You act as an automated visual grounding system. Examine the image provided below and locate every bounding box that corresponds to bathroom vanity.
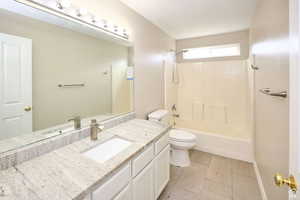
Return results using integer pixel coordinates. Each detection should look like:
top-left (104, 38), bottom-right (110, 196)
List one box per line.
top-left (0, 119), bottom-right (170, 200)
top-left (90, 122), bottom-right (170, 200)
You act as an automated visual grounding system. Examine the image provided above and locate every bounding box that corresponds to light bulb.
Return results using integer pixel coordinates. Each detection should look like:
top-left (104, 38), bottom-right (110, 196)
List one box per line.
top-left (115, 26), bottom-right (126, 36)
top-left (31, 0), bottom-right (44, 4)
top-left (97, 19), bottom-right (108, 28)
top-left (113, 25), bottom-right (118, 32)
top-left (77, 8), bottom-right (88, 17)
top-left (66, 8), bottom-right (77, 17)
top-left (106, 22), bottom-right (116, 32)
top-left (123, 29), bottom-right (128, 37)
top-left (82, 14), bottom-right (93, 22)
top-left (57, 0), bottom-right (71, 9)
top-left (46, 0), bottom-right (58, 9)
top-left (91, 15), bottom-right (98, 23)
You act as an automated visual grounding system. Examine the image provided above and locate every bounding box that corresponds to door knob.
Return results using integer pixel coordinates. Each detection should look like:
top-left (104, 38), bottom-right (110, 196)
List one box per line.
top-left (24, 106), bottom-right (32, 112)
top-left (274, 173), bottom-right (297, 192)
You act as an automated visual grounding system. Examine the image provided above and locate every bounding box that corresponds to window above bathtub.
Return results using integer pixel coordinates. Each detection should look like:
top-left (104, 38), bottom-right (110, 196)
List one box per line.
top-left (182, 43), bottom-right (241, 60)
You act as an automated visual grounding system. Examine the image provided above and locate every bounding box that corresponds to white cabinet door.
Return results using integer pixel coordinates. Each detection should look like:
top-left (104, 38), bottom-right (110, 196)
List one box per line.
top-left (0, 33), bottom-right (32, 140)
top-left (83, 194), bottom-right (92, 200)
top-left (154, 145), bottom-right (170, 199)
top-left (93, 163), bottom-right (131, 200)
top-left (113, 184), bottom-right (132, 200)
top-left (132, 161), bottom-right (154, 200)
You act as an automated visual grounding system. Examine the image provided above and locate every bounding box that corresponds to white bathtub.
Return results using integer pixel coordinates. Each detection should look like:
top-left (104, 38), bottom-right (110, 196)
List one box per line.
top-left (175, 127), bottom-right (254, 162)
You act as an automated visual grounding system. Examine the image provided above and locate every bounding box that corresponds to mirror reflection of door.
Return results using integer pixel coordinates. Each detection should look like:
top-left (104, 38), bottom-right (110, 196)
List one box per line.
top-left (0, 33), bottom-right (32, 140)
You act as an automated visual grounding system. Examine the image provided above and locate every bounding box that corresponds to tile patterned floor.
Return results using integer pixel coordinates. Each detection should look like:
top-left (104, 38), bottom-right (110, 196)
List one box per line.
top-left (159, 150), bottom-right (262, 200)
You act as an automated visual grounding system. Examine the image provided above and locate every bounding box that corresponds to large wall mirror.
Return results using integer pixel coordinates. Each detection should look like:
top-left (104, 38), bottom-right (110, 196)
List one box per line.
top-left (0, 1), bottom-right (134, 153)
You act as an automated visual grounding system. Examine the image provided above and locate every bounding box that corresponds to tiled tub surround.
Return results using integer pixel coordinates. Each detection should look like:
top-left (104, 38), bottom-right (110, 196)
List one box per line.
top-left (0, 119), bottom-right (170, 200)
top-left (0, 113), bottom-right (135, 170)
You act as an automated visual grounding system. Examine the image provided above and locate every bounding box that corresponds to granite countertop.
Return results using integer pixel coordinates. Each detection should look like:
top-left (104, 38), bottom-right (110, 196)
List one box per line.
top-left (0, 119), bottom-right (170, 200)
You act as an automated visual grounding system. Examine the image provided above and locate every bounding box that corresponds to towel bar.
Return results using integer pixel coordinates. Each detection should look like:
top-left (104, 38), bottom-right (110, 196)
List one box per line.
top-left (58, 84), bottom-right (85, 88)
top-left (259, 88), bottom-right (287, 98)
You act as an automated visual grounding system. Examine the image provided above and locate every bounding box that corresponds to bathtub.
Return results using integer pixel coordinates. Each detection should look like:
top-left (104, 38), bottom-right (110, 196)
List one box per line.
top-left (174, 127), bottom-right (254, 163)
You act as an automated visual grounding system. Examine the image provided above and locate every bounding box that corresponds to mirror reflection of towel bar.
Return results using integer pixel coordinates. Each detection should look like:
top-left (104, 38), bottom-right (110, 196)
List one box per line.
top-left (58, 84), bottom-right (85, 88)
top-left (259, 88), bottom-right (287, 98)
top-left (251, 64), bottom-right (259, 70)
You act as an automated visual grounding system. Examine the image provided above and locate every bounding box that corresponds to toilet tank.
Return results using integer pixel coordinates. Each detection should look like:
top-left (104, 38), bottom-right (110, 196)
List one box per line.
top-left (148, 110), bottom-right (170, 125)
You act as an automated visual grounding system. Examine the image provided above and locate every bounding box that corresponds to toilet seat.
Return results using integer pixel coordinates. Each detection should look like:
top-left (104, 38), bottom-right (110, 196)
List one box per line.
top-left (169, 130), bottom-right (196, 142)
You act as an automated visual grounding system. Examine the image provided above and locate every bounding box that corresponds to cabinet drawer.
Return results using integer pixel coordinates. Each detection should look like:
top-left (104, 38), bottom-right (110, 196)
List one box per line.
top-left (132, 144), bottom-right (154, 177)
top-left (155, 133), bottom-right (169, 155)
top-left (93, 163), bottom-right (131, 200)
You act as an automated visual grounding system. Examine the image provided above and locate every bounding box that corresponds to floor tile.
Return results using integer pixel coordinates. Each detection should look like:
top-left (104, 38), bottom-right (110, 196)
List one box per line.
top-left (170, 165), bottom-right (184, 182)
top-left (159, 150), bottom-right (261, 200)
top-left (231, 160), bottom-right (256, 178)
top-left (158, 188), bottom-right (170, 200)
top-left (190, 150), bottom-right (212, 166)
top-left (202, 179), bottom-right (233, 199)
top-left (199, 190), bottom-right (232, 200)
top-left (175, 163), bottom-right (207, 193)
top-left (206, 155), bottom-right (233, 187)
top-left (232, 174), bottom-right (262, 200)
top-left (167, 188), bottom-right (200, 200)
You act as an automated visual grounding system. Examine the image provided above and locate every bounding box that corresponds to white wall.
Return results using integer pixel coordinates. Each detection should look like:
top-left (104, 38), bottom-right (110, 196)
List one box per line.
top-left (72, 0), bottom-right (175, 118)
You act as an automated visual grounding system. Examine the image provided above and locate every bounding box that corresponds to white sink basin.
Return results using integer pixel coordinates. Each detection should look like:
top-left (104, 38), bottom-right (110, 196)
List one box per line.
top-left (83, 137), bottom-right (132, 163)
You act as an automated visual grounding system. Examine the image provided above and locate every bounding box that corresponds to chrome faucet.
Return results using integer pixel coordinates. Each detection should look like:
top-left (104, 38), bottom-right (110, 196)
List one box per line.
top-left (172, 104), bottom-right (177, 111)
top-left (173, 114), bottom-right (180, 118)
top-left (90, 119), bottom-right (104, 140)
top-left (68, 116), bottom-right (81, 130)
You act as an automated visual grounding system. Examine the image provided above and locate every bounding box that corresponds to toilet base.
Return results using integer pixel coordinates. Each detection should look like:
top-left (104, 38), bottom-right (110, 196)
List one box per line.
top-left (170, 148), bottom-right (191, 167)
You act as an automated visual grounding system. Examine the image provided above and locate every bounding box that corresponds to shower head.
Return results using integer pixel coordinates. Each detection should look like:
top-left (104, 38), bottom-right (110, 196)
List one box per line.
top-left (175, 49), bottom-right (188, 55)
top-left (169, 49), bottom-right (189, 55)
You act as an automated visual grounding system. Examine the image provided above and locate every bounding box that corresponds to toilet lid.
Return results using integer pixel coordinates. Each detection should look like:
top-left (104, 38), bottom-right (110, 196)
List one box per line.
top-left (169, 130), bottom-right (196, 142)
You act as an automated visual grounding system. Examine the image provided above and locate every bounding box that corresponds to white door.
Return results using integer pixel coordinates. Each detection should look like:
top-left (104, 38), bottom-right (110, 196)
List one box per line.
top-left (0, 33), bottom-right (32, 140)
top-left (132, 161), bottom-right (155, 200)
top-left (289, 0), bottom-right (300, 199)
top-left (154, 145), bottom-right (170, 199)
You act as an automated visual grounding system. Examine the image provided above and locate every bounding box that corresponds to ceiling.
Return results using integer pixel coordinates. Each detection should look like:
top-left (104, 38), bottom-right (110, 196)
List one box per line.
top-left (120, 0), bottom-right (257, 39)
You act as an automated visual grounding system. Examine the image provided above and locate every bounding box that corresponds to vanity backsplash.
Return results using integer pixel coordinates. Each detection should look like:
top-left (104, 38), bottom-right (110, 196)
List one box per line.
top-left (0, 113), bottom-right (135, 170)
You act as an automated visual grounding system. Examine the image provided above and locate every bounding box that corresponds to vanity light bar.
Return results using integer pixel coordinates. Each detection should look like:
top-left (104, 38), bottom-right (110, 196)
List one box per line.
top-left (14, 0), bottom-right (130, 40)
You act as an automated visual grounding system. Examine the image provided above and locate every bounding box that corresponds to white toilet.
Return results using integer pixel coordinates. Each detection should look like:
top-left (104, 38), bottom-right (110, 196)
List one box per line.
top-left (148, 110), bottom-right (196, 167)
top-left (169, 129), bottom-right (196, 167)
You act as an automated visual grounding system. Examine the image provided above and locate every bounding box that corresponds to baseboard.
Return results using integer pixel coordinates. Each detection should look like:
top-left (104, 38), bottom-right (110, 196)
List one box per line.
top-left (253, 161), bottom-right (268, 200)
top-left (195, 145), bottom-right (253, 163)
top-left (180, 128), bottom-right (254, 162)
